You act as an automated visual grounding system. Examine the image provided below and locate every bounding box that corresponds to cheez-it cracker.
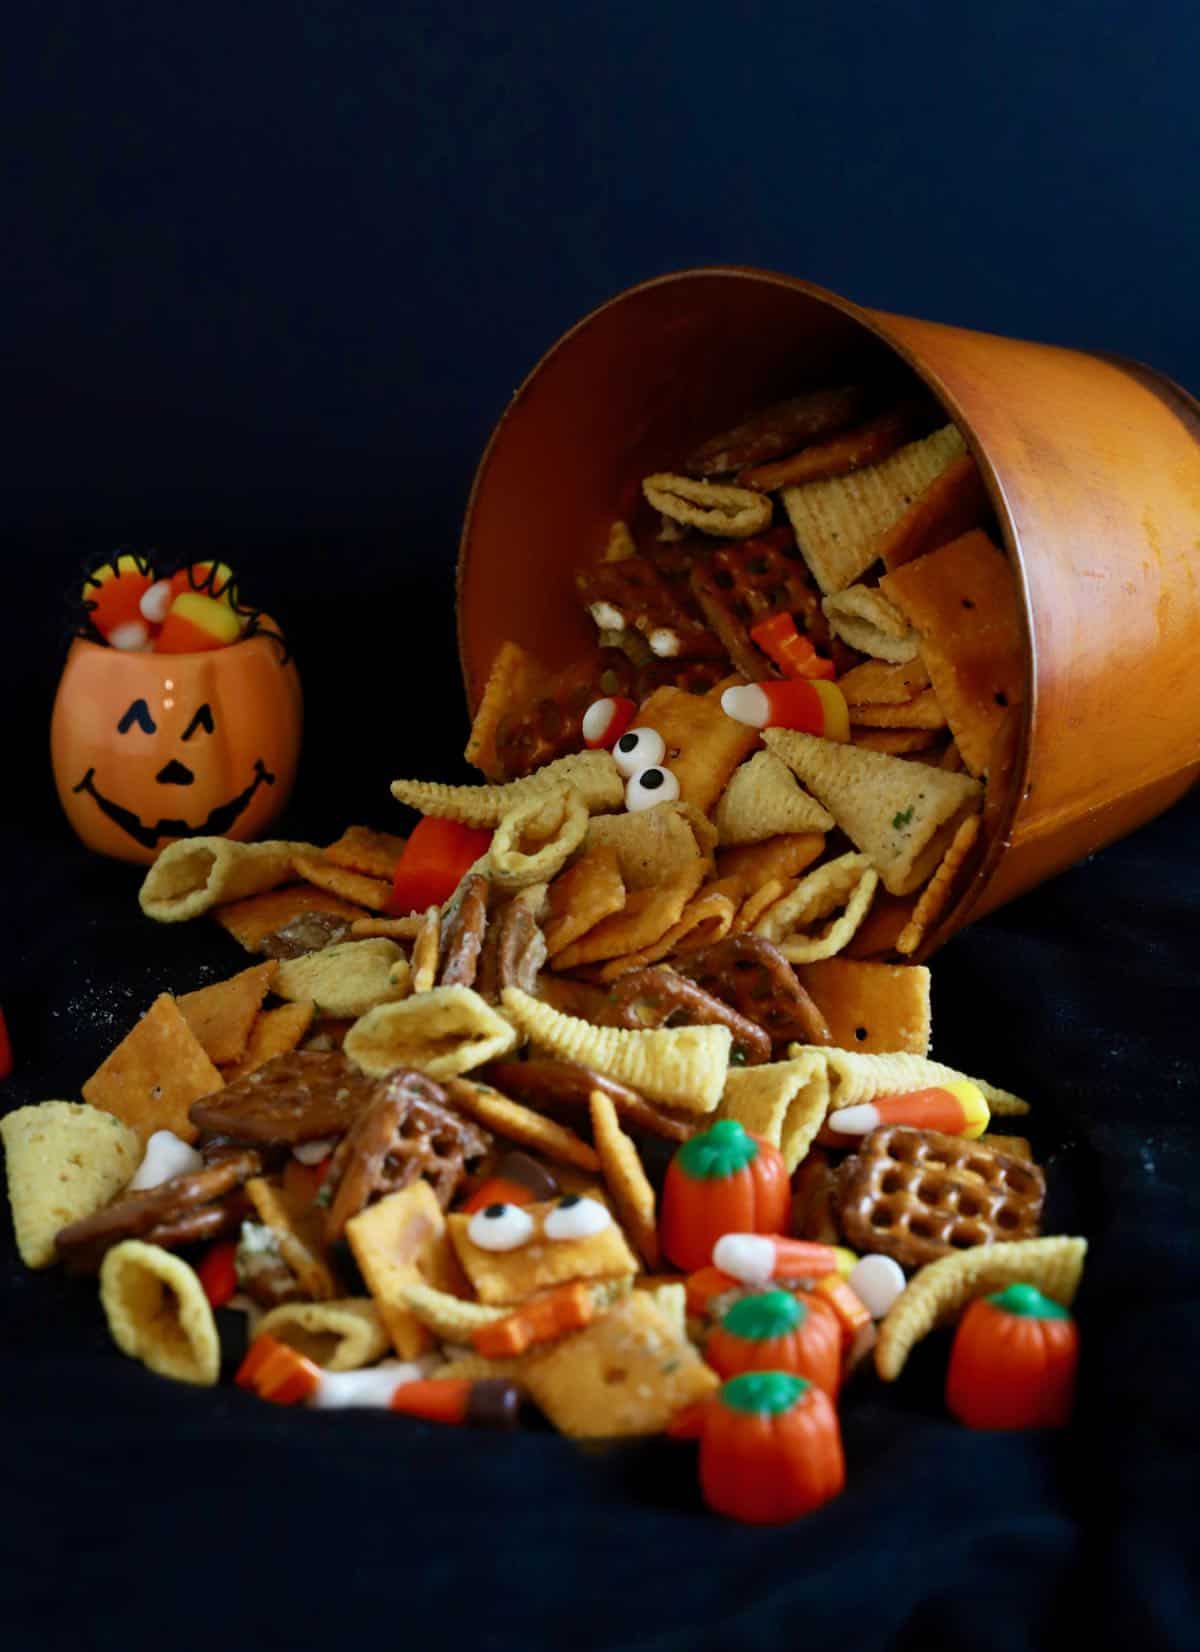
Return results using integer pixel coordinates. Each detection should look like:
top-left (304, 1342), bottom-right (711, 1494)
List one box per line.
top-left (635, 686), bottom-right (759, 814)
top-left (82, 993), bottom-right (223, 1145)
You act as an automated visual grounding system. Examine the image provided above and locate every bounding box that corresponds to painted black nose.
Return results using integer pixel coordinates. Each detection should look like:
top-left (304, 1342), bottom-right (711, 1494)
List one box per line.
top-left (155, 759), bottom-right (195, 786)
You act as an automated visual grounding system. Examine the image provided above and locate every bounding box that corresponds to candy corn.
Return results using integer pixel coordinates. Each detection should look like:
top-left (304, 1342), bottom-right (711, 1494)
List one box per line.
top-left (155, 591), bottom-right (244, 654)
top-left (235, 1335), bottom-right (322, 1406)
top-left (389, 1376), bottom-right (522, 1428)
top-left (389, 818), bottom-right (494, 915)
top-left (83, 555), bottom-right (155, 648)
top-left (749, 613), bottom-right (836, 680)
top-left (810, 1273), bottom-right (873, 1342)
top-left (712, 1234), bottom-right (841, 1288)
top-left (720, 679), bottom-right (850, 741)
top-left (582, 696), bottom-right (637, 749)
top-left (825, 1080), bottom-right (990, 1141)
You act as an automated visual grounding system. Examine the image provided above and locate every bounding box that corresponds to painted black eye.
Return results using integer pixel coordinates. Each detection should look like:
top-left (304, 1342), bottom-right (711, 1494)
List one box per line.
top-left (466, 1202), bottom-right (534, 1252)
top-left (181, 703), bottom-right (214, 741)
top-left (613, 727), bottom-right (666, 778)
top-left (117, 699), bottom-right (156, 734)
top-left (625, 766), bottom-right (680, 812)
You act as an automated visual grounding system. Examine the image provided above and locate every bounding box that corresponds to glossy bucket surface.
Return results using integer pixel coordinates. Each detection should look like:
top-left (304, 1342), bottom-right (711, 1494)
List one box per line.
top-left (458, 268), bottom-right (1200, 954)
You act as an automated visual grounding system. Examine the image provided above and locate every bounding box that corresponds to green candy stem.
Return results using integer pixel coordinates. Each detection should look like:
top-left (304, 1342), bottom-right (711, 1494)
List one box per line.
top-left (987, 1282), bottom-right (1071, 1320)
top-left (720, 1370), bottom-right (810, 1417)
top-left (674, 1118), bottom-right (759, 1182)
top-left (720, 1289), bottom-right (805, 1343)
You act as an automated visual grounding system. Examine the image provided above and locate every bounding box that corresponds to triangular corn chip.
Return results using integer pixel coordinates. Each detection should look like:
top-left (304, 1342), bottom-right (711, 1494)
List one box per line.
top-left (139, 838), bottom-right (321, 923)
top-left (1, 1102), bottom-right (140, 1268)
top-left (99, 1241), bottom-right (220, 1385)
top-left (782, 425), bottom-right (967, 594)
top-left (344, 986), bottom-right (518, 1079)
top-left (718, 1055), bottom-right (830, 1172)
top-left (714, 751), bottom-right (834, 845)
top-left (782, 1046), bottom-right (1029, 1116)
top-left (764, 729), bottom-right (981, 896)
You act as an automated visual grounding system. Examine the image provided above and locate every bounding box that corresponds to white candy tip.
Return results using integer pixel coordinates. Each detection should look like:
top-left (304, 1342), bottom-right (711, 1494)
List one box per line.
top-left (140, 580), bottom-right (173, 624)
top-left (582, 699), bottom-right (615, 744)
top-left (720, 685), bottom-right (769, 727)
top-left (827, 1104), bottom-right (880, 1136)
top-left (109, 620), bottom-right (151, 652)
top-left (713, 1232), bottom-right (775, 1285)
top-left (847, 1254), bottom-right (907, 1319)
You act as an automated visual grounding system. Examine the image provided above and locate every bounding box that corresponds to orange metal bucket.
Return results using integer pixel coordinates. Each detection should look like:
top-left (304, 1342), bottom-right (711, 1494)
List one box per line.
top-left (457, 267), bottom-right (1200, 955)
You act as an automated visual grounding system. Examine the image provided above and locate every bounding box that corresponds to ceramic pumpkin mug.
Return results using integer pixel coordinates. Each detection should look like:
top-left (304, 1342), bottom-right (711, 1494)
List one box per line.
top-left (456, 267), bottom-right (1200, 958)
top-left (50, 630), bottom-right (302, 864)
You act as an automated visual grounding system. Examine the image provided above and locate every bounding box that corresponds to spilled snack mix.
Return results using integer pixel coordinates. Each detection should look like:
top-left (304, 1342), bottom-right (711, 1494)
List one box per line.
top-left (4, 382), bottom-right (1084, 1526)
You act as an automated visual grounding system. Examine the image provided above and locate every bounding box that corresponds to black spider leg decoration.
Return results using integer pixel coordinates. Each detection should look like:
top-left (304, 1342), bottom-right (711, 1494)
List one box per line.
top-left (67, 548), bottom-right (159, 647)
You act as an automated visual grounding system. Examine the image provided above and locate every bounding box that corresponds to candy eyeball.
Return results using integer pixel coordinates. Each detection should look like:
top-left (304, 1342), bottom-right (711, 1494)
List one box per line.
top-left (625, 765), bottom-right (680, 812)
top-left (543, 1195), bottom-right (612, 1241)
top-left (466, 1202), bottom-right (534, 1252)
top-left (612, 726), bottom-right (666, 778)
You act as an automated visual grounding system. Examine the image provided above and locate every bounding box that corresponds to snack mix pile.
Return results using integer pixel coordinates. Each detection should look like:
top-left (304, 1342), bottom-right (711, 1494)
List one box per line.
top-left (3, 384), bottom-right (1085, 1524)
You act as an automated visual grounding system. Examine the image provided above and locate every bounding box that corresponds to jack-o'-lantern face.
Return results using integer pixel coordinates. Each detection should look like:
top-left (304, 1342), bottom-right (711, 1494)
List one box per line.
top-left (51, 634), bottom-right (303, 864)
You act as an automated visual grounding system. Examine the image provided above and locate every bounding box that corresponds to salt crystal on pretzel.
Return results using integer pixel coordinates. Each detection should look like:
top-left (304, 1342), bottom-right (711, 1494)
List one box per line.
top-left (714, 751), bottom-right (834, 845)
top-left (874, 1236), bottom-right (1087, 1381)
top-left (764, 729), bottom-right (982, 897)
top-left (782, 425), bottom-right (967, 595)
top-left (344, 986), bottom-right (518, 1080)
top-left (822, 587), bottom-right (919, 663)
top-left (643, 473), bottom-right (773, 540)
top-left (501, 987), bottom-right (732, 1114)
top-left (390, 752), bottom-right (623, 828)
top-left (139, 837), bottom-right (324, 923)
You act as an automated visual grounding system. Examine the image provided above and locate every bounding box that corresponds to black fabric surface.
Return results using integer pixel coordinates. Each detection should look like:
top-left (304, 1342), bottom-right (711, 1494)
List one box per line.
top-left (4, 4), bottom-right (1200, 1649)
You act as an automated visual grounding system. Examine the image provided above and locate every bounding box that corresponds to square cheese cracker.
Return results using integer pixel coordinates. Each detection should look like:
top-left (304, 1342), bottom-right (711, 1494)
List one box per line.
top-left (82, 994), bottom-right (223, 1145)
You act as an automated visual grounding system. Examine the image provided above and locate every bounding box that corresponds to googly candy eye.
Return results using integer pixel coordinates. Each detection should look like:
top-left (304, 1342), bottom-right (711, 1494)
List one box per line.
top-left (625, 765), bottom-right (680, 812)
top-left (582, 696), bottom-right (637, 751)
top-left (612, 726), bottom-right (666, 778)
top-left (466, 1202), bottom-right (535, 1252)
top-left (542, 1195), bottom-right (612, 1241)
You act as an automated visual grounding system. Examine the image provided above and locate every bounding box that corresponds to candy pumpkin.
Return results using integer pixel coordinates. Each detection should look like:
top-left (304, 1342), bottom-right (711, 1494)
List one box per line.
top-left (659, 1119), bottom-right (790, 1274)
top-left (50, 632), bottom-right (302, 864)
top-left (679, 1370), bottom-right (845, 1524)
top-left (945, 1282), bottom-right (1079, 1430)
top-left (706, 1289), bottom-right (843, 1396)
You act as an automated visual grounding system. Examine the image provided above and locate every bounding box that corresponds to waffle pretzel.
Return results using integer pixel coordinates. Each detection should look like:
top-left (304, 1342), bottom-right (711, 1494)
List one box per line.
top-left (577, 555), bottom-right (724, 662)
top-left (839, 1124), bottom-right (1046, 1269)
top-left (491, 647), bottom-right (636, 779)
top-left (606, 966), bottom-right (772, 1066)
top-left (322, 1070), bottom-right (490, 1242)
top-left (675, 934), bottom-right (833, 1050)
top-left (688, 528), bottom-right (831, 680)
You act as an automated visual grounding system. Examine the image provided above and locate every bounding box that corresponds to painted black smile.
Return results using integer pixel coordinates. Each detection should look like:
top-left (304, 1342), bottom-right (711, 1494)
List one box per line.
top-left (73, 759), bottom-right (276, 850)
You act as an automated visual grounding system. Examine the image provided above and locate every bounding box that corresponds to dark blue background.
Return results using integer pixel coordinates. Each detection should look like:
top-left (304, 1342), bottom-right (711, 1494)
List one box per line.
top-left (3, 5), bottom-right (1199, 1650)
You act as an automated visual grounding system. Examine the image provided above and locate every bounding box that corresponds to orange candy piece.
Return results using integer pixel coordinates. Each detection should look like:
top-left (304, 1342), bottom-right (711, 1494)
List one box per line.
top-left (155, 591), bottom-right (244, 654)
